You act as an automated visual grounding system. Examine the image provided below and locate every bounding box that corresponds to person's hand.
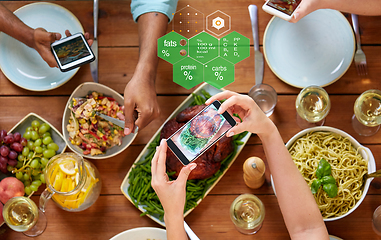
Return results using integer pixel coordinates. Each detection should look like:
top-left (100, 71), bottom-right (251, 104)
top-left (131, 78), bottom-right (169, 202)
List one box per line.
top-left (32, 28), bottom-right (61, 67)
top-left (289, 0), bottom-right (322, 23)
top-left (123, 75), bottom-right (160, 135)
top-left (151, 139), bottom-right (197, 221)
top-left (205, 91), bottom-right (272, 136)
top-left (32, 29), bottom-right (93, 68)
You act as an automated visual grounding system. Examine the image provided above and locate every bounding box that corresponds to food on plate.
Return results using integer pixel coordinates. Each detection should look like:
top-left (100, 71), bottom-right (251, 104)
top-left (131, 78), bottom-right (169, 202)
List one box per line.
top-left (0, 177), bottom-right (25, 204)
top-left (48, 155), bottom-right (99, 209)
top-left (4, 120), bottom-right (59, 196)
top-left (0, 202), bottom-right (3, 223)
top-left (289, 131), bottom-right (368, 218)
top-left (243, 157), bottom-right (265, 189)
top-left (0, 129), bottom-right (25, 174)
top-left (66, 91), bottom-right (125, 156)
top-left (127, 90), bottom-right (248, 221)
top-left (310, 159), bottom-right (338, 198)
top-left (161, 105), bottom-right (234, 180)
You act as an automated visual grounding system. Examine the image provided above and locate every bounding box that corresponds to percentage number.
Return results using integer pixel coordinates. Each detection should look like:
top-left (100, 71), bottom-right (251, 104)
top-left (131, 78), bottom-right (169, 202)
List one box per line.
top-left (184, 71), bottom-right (193, 80)
top-left (214, 71), bottom-right (223, 81)
top-left (162, 50), bottom-right (170, 57)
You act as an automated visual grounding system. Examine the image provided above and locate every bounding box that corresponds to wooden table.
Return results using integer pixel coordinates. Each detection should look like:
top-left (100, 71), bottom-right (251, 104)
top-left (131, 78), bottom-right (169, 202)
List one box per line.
top-left (1, 1), bottom-right (381, 239)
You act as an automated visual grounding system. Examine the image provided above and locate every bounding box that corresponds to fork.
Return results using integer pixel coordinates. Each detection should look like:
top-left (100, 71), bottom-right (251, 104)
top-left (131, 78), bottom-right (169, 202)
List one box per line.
top-left (351, 14), bottom-right (368, 75)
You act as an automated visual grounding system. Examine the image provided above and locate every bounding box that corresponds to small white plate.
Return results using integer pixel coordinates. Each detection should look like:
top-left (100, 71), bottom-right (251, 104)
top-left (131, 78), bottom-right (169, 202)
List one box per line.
top-left (0, 2), bottom-right (83, 91)
top-left (110, 227), bottom-right (166, 240)
top-left (263, 9), bottom-right (355, 88)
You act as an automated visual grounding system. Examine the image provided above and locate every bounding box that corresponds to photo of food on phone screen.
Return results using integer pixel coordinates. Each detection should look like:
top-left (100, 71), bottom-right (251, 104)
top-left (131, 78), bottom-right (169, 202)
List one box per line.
top-left (169, 103), bottom-right (233, 162)
top-left (52, 35), bottom-right (91, 66)
top-left (266, 0), bottom-right (301, 15)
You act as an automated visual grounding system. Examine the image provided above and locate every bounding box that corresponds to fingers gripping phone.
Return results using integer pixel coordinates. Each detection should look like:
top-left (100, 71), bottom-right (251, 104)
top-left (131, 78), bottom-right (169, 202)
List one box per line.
top-left (51, 33), bottom-right (95, 72)
top-left (167, 100), bottom-right (237, 165)
top-left (262, 0), bottom-right (302, 21)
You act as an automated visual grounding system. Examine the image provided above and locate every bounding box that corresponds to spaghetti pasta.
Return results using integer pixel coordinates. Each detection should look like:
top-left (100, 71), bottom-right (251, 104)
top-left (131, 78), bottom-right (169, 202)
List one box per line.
top-left (288, 131), bottom-right (368, 218)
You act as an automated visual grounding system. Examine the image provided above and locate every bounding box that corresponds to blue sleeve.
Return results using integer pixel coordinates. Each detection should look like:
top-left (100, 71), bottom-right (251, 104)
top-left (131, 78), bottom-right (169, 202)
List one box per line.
top-left (131, 0), bottom-right (179, 22)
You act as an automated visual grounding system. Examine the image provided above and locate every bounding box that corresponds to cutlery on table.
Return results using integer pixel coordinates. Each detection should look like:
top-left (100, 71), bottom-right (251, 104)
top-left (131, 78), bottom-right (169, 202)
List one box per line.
top-left (364, 169), bottom-right (381, 181)
top-left (90, 0), bottom-right (99, 82)
top-left (248, 5), bottom-right (264, 85)
top-left (95, 112), bottom-right (125, 128)
top-left (184, 221), bottom-right (200, 240)
top-left (351, 14), bottom-right (368, 76)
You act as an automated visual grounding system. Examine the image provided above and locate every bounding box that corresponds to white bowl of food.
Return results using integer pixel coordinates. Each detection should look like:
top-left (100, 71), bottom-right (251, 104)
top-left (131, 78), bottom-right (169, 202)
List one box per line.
top-left (271, 126), bottom-right (376, 221)
top-left (62, 82), bottom-right (137, 159)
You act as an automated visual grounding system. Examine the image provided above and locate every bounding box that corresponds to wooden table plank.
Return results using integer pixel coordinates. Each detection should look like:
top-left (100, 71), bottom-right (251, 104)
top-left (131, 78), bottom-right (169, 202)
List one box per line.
top-left (4, 1), bottom-right (380, 46)
top-left (1, 194), bottom-right (381, 240)
top-left (2, 95), bottom-right (381, 146)
top-left (1, 45), bottom-right (381, 96)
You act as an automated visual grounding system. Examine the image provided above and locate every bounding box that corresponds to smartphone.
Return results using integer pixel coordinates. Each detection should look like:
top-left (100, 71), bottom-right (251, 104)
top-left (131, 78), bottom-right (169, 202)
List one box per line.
top-left (167, 100), bottom-right (237, 165)
top-left (262, 0), bottom-right (302, 21)
top-left (51, 33), bottom-right (95, 72)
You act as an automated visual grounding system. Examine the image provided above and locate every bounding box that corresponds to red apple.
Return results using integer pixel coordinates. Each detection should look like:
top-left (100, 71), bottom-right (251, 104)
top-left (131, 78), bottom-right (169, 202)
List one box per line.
top-left (0, 177), bottom-right (25, 204)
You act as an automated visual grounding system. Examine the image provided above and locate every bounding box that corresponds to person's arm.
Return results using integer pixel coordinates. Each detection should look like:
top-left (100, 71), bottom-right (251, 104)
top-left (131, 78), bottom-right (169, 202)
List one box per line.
top-left (206, 91), bottom-right (329, 240)
top-left (123, 0), bottom-right (179, 135)
top-left (0, 3), bottom-right (61, 67)
top-left (290, 0), bottom-right (381, 23)
top-left (151, 139), bottom-right (196, 240)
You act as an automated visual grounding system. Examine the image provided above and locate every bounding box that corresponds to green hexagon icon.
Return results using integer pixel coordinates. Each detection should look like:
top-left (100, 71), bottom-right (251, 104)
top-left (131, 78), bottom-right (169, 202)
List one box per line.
top-left (173, 57), bottom-right (204, 89)
top-left (204, 57), bottom-right (234, 89)
top-left (189, 32), bottom-right (219, 64)
top-left (157, 31), bottom-right (188, 64)
top-left (220, 31), bottom-right (250, 64)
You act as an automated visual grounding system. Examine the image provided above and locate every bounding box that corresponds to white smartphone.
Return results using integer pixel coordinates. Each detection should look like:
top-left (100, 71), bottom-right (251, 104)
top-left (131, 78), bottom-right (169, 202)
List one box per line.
top-left (262, 0), bottom-right (302, 21)
top-left (51, 33), bottom-right (95, 72)
top-left (166, 100), bottom-right (237, 165)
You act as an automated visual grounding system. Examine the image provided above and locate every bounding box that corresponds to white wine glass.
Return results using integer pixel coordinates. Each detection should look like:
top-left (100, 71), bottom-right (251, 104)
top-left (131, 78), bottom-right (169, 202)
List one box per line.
top-left (352, 89), bottom-right (381, 136)
top-left (230, 193), bottom-right (265, 235)
top-left (2, 196), bottom-right (47, 237)
top-left (295, 85), bottom-right (331, 129)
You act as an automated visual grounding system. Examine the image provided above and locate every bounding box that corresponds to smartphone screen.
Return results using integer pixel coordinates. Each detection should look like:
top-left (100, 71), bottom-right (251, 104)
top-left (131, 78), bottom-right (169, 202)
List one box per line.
top-left (167, 101), bottom-right (236, 165)
top-left (266, 0), bottom-right (301, 16)
top-left (51, 33), bottom-right (94, 72)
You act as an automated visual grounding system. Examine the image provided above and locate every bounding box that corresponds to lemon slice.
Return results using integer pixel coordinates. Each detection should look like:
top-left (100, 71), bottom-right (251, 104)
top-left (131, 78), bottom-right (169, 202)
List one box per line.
top-left (84, 162), bottom-right (96, 181)
top-left (59, 159), bottom-right (77, 175)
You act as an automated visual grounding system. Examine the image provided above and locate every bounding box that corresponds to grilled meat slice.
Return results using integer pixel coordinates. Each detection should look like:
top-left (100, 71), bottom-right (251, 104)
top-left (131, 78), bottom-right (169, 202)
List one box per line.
top-left (176, 104), bottom-right (206, 123)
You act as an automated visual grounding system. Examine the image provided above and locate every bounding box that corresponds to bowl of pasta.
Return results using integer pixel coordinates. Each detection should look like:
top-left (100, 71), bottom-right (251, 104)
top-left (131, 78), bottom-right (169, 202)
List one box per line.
top-left (272, 126), bottom-right (376, 221)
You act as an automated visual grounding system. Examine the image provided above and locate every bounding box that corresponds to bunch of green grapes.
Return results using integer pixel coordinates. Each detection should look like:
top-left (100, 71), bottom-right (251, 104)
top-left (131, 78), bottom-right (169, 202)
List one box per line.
top-left (9, 120), bottom-right (59, 195)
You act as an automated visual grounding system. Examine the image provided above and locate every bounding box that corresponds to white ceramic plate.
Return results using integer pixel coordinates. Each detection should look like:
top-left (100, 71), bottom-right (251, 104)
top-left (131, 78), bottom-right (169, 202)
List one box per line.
top-left (263, 9), bottom-right (355, 88)
top-left (0, 2), bottom-right (83, 91)
top-left (120, 83), bottom-right (251, 227)
top-left (110, 227), bottom-right (166, 240)
top-left (271, 126), bottom-right (376, 221)
top-left (62, 82), bottom-right (137, 159)
top-left (329, 235), bottom-right (343, 240)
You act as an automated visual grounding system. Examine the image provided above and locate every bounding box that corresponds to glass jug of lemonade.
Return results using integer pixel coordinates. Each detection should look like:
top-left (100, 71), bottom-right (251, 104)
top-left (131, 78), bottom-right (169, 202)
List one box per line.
top-left (39, 153), bottom-right (101, 212)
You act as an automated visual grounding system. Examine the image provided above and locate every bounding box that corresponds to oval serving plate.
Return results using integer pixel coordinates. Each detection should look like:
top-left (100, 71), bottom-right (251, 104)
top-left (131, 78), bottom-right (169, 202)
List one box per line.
top-left (120, 83), bottom-right (251, 227)
top-left (263, 9), bottom-right (355, 88)
top-left (0, 2), bottom-right (84, 91)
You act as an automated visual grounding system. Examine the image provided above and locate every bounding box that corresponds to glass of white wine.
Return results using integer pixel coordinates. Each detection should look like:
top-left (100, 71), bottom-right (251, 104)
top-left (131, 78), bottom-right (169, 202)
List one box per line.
top-left (295, 85), bottom-right (331, 129)
top-left (230, 193), bottom-right (265, 235)
top-left (2, 196), bottom-right (47, 237)
top-left (352, 89), bottom-right (381, 136)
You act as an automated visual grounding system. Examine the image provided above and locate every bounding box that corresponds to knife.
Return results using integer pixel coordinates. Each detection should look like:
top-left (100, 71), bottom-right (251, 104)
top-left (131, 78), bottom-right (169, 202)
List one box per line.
top-left (90, 0), bottom-right (99, 83)
top-left (95, 112), bottom-right (125, 129)
top-left (248, 5), bottom-right (264, 85)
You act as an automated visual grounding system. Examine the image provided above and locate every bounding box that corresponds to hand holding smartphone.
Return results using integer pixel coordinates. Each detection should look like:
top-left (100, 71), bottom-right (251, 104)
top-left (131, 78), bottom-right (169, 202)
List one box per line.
top-left (167, 100), bottom-right (236, 165)
top-left (262, 0), bottom-right (302, 21)
top-left (51, 33), bottom-right (95, 72)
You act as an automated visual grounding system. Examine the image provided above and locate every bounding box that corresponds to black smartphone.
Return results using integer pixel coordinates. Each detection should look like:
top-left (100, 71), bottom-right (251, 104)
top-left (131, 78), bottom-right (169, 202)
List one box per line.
top-left (51, 33), bottom-right (95, 72)
top-left (167, 100), bottom-right (237, 165)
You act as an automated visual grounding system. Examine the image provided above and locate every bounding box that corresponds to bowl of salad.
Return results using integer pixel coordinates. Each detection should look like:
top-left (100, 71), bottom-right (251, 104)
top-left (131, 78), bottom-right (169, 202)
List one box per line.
top-left (62, 82), bottom-right (137, 159)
